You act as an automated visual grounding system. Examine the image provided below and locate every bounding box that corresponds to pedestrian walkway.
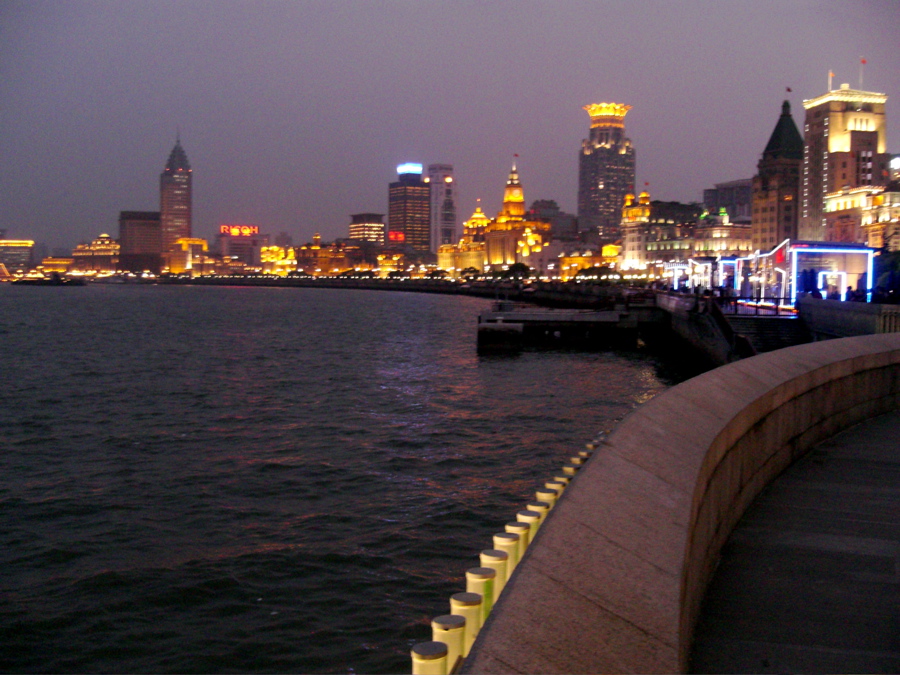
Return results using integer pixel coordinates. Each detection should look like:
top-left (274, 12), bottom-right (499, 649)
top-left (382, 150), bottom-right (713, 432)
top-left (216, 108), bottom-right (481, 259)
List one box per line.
top-left (690, 410), bottom-right (900, 673)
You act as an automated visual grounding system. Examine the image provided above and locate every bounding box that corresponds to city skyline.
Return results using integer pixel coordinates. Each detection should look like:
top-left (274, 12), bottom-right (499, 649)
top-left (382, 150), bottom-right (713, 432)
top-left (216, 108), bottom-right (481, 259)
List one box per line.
top-left (2, 1), bottom-right (899, 250)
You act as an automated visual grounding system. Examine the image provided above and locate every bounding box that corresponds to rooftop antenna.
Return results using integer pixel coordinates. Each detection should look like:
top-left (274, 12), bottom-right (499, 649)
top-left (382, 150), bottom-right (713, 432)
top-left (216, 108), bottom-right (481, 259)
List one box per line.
top-left (859, 57), bottom-right (866, 89)
top-left (828, 70), bottom-right (834, 91)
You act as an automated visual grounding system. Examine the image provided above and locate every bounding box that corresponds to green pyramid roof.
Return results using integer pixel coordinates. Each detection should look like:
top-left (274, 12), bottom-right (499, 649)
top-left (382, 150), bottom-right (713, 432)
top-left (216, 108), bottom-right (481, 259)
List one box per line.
top-left (762, 101), bottom-right (803, 161)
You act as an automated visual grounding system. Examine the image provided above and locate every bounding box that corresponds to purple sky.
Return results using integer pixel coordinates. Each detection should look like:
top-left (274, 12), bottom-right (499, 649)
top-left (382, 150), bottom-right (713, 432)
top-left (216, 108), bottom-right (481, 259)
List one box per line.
top-left (2, 1), bottom-right (899, 250)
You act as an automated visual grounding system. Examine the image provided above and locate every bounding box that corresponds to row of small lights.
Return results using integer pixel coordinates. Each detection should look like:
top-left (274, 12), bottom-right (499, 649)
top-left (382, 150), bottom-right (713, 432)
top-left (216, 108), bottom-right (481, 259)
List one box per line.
top-left (408, 436), bottom-right (604, 675)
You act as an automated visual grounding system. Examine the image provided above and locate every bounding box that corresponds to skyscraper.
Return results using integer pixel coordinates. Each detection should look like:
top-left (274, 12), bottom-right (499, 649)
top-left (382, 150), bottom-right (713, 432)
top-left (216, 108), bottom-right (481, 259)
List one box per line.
top-left (578, 102), bottom-right (636, 238)
top-left (751, 101), bottom-right (803, 251)
top-left (426, 164), bottom-right (457, 251)
top-left (800, 83), bottom-right (889, 240)
top-left (388, 163), bottom-right (430, 252)
top-left (160, 138), bottom-right (192, 253)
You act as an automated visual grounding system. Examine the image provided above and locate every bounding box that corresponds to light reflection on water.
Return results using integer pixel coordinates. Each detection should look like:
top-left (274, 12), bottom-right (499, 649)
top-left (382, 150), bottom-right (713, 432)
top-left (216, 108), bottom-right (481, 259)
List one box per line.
top-left (0, 284), bottom-right (678, 673)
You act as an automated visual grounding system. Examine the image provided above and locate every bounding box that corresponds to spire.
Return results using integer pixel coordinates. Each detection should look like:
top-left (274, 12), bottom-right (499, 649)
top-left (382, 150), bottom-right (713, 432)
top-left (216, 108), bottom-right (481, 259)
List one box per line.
top-left (164, 138), bottom-right (191, 174)
top-left (762, 101), bottom-right (803, 161)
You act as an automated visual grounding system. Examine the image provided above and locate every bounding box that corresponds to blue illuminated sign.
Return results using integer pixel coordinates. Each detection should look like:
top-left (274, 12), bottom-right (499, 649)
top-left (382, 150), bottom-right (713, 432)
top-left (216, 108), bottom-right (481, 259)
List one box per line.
top-left (397, 163), bottom-right (423, 175)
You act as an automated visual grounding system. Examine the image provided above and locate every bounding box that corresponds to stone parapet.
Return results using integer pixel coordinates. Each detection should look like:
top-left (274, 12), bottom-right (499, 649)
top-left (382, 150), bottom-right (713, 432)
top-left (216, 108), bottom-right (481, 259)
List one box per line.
top-left (461, 333), bottom-right (900, 674)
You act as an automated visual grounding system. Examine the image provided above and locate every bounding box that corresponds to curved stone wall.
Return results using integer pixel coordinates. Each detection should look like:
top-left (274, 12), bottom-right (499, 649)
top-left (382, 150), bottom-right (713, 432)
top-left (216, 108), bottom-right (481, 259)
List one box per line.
top-left (461, 333), bottom-right (900, 674)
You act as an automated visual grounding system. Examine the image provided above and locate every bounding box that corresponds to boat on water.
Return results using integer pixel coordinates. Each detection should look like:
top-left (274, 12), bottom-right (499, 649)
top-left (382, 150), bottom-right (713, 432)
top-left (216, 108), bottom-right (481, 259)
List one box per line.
top-left (12, 274), bottom-right (86, 286)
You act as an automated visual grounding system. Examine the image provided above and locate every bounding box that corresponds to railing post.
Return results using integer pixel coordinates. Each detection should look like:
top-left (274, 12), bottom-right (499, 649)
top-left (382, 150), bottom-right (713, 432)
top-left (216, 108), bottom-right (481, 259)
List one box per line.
top-left (431, 615), bottom-right (465, 673)
top-left (411, 641), bottom-right (448, 675)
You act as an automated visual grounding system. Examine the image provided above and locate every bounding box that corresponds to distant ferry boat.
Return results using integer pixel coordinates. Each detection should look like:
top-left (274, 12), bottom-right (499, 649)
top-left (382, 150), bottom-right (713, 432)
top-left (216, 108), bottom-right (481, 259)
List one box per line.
top-left (13, 274), bottom-right (86, 286)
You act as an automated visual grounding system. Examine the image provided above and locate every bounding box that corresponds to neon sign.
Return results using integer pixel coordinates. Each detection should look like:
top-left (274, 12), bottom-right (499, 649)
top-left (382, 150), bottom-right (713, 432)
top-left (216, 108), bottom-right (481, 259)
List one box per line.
top-left (397, 163), bottom-right (423, 175)
top-left (388, 231), bottom-right (405, 242)
top-left (220, 225), bottom-right (260, 237)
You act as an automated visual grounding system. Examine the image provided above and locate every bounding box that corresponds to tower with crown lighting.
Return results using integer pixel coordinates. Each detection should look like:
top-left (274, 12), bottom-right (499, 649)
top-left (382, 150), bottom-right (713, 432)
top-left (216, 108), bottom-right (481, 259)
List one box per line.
top-left (578, 102), bottom-right (635, 238)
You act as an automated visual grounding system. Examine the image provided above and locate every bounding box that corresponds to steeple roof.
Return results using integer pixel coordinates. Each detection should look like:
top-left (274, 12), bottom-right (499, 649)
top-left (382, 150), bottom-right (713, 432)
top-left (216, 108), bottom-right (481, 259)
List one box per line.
top-left (164, 138), bottom-right (191, 173)
top-left (762, 101), bottom-right (803, 161)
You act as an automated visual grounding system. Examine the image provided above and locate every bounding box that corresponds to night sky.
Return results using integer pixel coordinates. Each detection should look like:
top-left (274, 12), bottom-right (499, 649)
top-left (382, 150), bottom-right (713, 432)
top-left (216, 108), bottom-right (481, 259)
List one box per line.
top-left (2, 1), bottom-right (898, 251)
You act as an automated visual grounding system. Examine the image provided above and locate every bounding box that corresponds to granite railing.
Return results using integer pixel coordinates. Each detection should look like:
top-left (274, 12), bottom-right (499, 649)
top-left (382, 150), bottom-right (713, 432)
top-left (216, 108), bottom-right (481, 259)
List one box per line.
top-left (458, 333), bottom-right (900, 673)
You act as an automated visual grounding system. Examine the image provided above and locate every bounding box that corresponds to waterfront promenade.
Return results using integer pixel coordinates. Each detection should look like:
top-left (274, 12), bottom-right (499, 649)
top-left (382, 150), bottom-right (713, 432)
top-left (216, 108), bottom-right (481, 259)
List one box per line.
top-left (691, 409), bottom-right (900, 673)
top-left (460, 333), bottom-right (900, 674)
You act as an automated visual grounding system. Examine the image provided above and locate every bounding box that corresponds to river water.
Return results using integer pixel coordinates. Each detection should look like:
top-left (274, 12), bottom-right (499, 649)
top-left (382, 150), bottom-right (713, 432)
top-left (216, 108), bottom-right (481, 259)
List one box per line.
top-left (0, 284), bottom-right (679, 673)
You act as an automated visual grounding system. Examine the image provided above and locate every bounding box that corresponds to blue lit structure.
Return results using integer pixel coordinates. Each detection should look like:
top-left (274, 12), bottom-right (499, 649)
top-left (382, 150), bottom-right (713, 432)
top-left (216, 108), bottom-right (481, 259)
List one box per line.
top-left (733, 240), bottom-right (874, 303)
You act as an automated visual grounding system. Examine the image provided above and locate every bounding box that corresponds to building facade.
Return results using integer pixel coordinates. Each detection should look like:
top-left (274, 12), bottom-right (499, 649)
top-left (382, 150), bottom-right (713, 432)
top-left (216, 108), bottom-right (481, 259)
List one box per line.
top-left (437, 204), bottom-right (489, 276)
top-left (160, 138), bottom-right (192, 253)
top-left (118, 210), bottom-right (161, 273)
top-left (703, 179), bottom-right (752, 223)
top-left (577, 102), bottom-right (636, 238)
top-left (388, 163), bottom-right (431, 252)
top-left (0, 237), bottom-right (34, 273)
top-left (71, 233), bottom-right (119, 272)
top-left (426, 164), bottom-right (457, 251)
top-left (216, 225), bottom-right (269, 267)
top-left (484, 162), bottom-right (550, 270)
top-left (801, 84), bottom-right (890, 240)
top-left (348, 213), bottom-right (385, 245)
top-left (751, 101), bottom-right (803, 251)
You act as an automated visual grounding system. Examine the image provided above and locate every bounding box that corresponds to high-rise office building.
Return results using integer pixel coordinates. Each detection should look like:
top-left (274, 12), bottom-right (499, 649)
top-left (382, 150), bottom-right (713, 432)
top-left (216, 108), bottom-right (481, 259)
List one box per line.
top-left (800, 84), bottom-right (890, 240)
top-left (160, 138), bottom-right (192, 253)
top-left (349, 213), bottom-right (385, 244)
top-left (425, 164), bottom-right (457, 251)
top-left (119, 210), bottom-right (162, 273)
top-left (751, 101), bottom-right (803, 251)
top-left (578, 102), bottom-right (636, 238)
top-left (388, 163), bottom-right (430, 252)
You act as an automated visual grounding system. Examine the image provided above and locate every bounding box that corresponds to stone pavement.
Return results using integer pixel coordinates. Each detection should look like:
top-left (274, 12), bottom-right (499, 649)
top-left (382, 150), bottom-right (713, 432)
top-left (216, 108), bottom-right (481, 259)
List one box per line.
top-left (690, 410), bottom-right (900, 673)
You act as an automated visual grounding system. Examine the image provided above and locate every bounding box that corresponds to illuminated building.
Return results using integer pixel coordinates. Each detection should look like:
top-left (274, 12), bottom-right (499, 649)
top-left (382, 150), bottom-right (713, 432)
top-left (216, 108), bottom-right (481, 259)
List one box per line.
top-left (751, 100), bottom-right (803, 251)
top-left (703, 179), bottom-right (752, 222)
top-left (166, 237), bottom-right (211, 275)
top-left (260, 245), bottom-right (297, 276)
top-left (349, 213), bottom-right (385, 245)
top-left (160, 138), bottom-right (192, 253)
top-left (484, 162), bottom-right (550, 269)
top-left (426, 164), bottom-right (457, 251)
top-left (825, 181), bottom-right (900, 251)
top-left (216, 225), bottom-right (269, 266)
top-left (693, 209), bottom-right (752, 257)
top-left (38, 257), bottom-right (74, 274)
top-left (0, 238), bottom-right (35, 273)
top-left (388, 163), bottom-right (430, 252)
top-left (801, 84), bottom-right (890, 240)
top-left (621, 193), bottom-right (701, 270)
top-left (119, 210), bottom-right (162, 273)
top-left (71, 233), bottom-right (119, 272)
top-left (437, 202), bottom-right (489, 276)
top-left (578, 102), bottom-right (636, 237)
top-left (294, 233), bottom-right (351, 275)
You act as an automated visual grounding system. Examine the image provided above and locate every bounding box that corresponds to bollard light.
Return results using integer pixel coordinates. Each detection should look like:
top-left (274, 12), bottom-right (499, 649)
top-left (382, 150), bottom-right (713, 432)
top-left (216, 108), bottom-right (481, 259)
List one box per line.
top-left (551, 475), bottom-right (571, 489)
top-left (479, 549), bottom-right (509, 597)
top-left (505, 521), bottom-right (530, 559)
top-left (544, 479), bottom-right (566, 496)
top-left (516, 509), bottom-right (541, 540)
top-left (465, 567), bottom-right (495, 622)
top-left (535, 488), bottom-right (558, 509)
top-left (449, 592), bottom-right (482, 656)
top-left (431, 614), bottom-right (465, 673)
top-left (492, 532), bottom-right (519, 573)
top-left (411, 641), bottom-right (448, 675)
top-left (526, 501), bottom-right (550, 529)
